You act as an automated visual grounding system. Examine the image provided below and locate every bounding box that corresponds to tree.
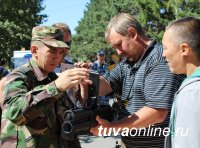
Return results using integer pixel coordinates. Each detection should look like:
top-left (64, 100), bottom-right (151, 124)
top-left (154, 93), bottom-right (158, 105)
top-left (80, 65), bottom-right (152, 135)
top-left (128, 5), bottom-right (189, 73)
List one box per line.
top-left (0, 0), bottom-right (47, 61)
top-left (71, 0), bottom-right (200, 61)
top-left (71, 0), bottom-right (111, 62)
top-left (136, 0), bottom-right (200, 40)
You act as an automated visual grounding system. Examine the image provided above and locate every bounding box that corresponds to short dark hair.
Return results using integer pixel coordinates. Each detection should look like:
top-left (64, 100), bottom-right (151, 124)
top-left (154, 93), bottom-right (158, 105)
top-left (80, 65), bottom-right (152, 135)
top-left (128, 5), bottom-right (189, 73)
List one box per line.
top-left (166, 17), bottom-right (200, 58)
top-left (52, 23), bottom-right (71, 35)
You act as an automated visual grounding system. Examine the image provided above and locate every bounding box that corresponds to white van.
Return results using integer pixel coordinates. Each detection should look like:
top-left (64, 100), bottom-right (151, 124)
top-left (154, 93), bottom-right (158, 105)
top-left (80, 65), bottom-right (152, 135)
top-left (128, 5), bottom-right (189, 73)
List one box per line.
top-left (11, 51), bottom-right (32, 69)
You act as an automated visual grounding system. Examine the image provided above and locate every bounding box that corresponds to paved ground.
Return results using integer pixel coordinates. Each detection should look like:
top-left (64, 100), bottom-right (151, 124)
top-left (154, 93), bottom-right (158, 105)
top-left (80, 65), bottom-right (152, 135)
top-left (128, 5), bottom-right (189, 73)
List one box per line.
top-left (79, 135), bottom-right (121, 148)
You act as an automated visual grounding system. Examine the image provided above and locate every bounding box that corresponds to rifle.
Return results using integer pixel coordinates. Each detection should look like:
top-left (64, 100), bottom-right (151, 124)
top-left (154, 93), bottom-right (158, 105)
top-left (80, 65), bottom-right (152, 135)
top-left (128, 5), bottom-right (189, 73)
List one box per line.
top-left (62, 70), bottom-right (113, 140)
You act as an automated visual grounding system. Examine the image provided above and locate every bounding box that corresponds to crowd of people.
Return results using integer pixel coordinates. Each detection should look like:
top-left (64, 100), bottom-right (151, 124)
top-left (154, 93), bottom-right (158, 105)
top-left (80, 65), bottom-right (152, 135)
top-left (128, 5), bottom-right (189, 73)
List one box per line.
top-left (0, 13), bottom-right (199, 148)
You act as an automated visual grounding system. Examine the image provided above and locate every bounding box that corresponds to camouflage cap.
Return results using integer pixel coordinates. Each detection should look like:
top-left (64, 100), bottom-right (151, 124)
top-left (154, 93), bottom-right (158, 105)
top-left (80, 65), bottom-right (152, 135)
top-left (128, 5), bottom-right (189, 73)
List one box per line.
top-left (31, 26), bottom-right (70, 49)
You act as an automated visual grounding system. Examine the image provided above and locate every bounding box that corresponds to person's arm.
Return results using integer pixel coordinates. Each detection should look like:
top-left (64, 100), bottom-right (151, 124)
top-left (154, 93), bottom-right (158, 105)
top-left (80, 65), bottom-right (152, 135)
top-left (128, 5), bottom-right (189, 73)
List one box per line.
top-left (99, 76), bottom-right (113, 96)
top-left (3, 68), bottom-right (91, 126)
top-left (78, 84), bottom-right (89, 106)
top-left (77, 61), bottom-right (121, 104)
top-left (90, 106), bottom-right (168, 135)
top-left (2, 74), bottom-right (62, 126)
top-left (116, 106), bottom-right (168, 128)
top-left (99, 61), bottom-right (124, 96)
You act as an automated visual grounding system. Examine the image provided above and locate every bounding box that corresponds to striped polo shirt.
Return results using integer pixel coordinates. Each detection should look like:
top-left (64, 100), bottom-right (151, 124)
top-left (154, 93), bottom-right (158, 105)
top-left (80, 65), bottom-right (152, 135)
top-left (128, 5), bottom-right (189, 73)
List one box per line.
top-left (104, 40), bottom-right (185, 148)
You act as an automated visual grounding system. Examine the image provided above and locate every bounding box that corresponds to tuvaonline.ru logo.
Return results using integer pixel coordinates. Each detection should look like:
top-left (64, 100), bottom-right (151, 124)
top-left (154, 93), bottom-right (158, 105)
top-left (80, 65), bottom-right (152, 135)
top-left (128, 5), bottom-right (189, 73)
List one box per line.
top-left (98, 125), bottom-right (188, 137)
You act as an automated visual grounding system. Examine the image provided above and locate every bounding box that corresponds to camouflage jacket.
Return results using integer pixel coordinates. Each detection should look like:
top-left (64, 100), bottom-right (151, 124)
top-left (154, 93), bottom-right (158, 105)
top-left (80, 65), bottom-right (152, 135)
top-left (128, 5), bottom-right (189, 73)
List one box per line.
top-left (0, 59), bottom-right (73, 148)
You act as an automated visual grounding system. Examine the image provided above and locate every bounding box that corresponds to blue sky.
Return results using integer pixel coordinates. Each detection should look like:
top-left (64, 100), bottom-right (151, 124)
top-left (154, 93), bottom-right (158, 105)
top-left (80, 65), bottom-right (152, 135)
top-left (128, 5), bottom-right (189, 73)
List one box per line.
top-left (41, 0), bottom-right (91, 35)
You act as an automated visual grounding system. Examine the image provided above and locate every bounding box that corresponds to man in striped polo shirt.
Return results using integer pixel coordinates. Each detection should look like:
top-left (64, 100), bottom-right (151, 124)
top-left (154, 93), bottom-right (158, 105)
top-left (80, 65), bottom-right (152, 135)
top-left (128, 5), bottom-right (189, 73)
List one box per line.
top-left (90, 13), bottom-right (185, 148)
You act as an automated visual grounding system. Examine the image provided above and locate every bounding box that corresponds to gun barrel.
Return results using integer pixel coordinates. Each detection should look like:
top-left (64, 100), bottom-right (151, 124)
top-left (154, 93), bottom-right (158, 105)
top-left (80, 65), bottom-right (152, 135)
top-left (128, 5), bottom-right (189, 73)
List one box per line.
top-left (64, 109), bottom-right (96, 122)
top-left (62, 120), bottom-right (97, 140)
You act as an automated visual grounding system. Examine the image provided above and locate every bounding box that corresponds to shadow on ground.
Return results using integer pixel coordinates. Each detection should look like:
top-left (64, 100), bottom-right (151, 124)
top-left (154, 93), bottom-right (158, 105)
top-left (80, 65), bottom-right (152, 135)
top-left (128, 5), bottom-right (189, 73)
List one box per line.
top-left (78, 135), bottom-right (121, 148)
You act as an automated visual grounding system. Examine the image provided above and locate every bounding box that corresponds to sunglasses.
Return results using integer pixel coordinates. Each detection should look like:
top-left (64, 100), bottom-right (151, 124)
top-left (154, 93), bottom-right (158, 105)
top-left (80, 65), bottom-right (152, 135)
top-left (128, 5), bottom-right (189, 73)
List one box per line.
top-left (65, 40), bottom-right (72, 47)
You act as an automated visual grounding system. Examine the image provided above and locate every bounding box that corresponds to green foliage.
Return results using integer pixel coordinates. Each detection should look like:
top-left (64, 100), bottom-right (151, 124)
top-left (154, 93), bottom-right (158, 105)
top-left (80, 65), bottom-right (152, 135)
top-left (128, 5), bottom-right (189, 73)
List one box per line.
top-left (1, 0), bottom-right (199, 63)
top-left (0, 0), bottom-right (47, 61)
top-left (71, 0), bottom-right (200, 61)
top-left (71, 0), bottom-right (111, 62)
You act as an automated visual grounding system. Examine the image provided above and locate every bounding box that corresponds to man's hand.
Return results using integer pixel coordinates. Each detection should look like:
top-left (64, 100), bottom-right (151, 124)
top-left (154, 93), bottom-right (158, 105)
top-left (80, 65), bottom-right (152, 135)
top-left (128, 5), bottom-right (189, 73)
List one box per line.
top-left (74, 62), bottom-right (93, 69)
top-left (90, 116), bottom-right (112, 136)
top-left (55, 68), bottom-right (92, 91)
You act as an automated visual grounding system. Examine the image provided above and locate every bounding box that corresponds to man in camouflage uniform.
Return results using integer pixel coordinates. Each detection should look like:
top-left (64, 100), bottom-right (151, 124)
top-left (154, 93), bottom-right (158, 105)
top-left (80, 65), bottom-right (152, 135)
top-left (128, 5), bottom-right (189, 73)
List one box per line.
top-left (0, 26), bottom-right (91, 148)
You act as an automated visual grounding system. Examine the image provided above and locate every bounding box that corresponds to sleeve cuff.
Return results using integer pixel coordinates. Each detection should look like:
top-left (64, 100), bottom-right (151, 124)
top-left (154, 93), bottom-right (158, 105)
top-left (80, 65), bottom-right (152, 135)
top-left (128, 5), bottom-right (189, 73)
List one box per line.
top-left (46, 81), bottom-right (59, 96)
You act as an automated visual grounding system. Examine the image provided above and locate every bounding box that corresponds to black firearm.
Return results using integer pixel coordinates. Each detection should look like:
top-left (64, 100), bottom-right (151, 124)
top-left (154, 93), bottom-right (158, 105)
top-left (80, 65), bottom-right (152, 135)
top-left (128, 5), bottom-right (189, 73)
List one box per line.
top-left (62, 70), bottom-right (113, 140)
